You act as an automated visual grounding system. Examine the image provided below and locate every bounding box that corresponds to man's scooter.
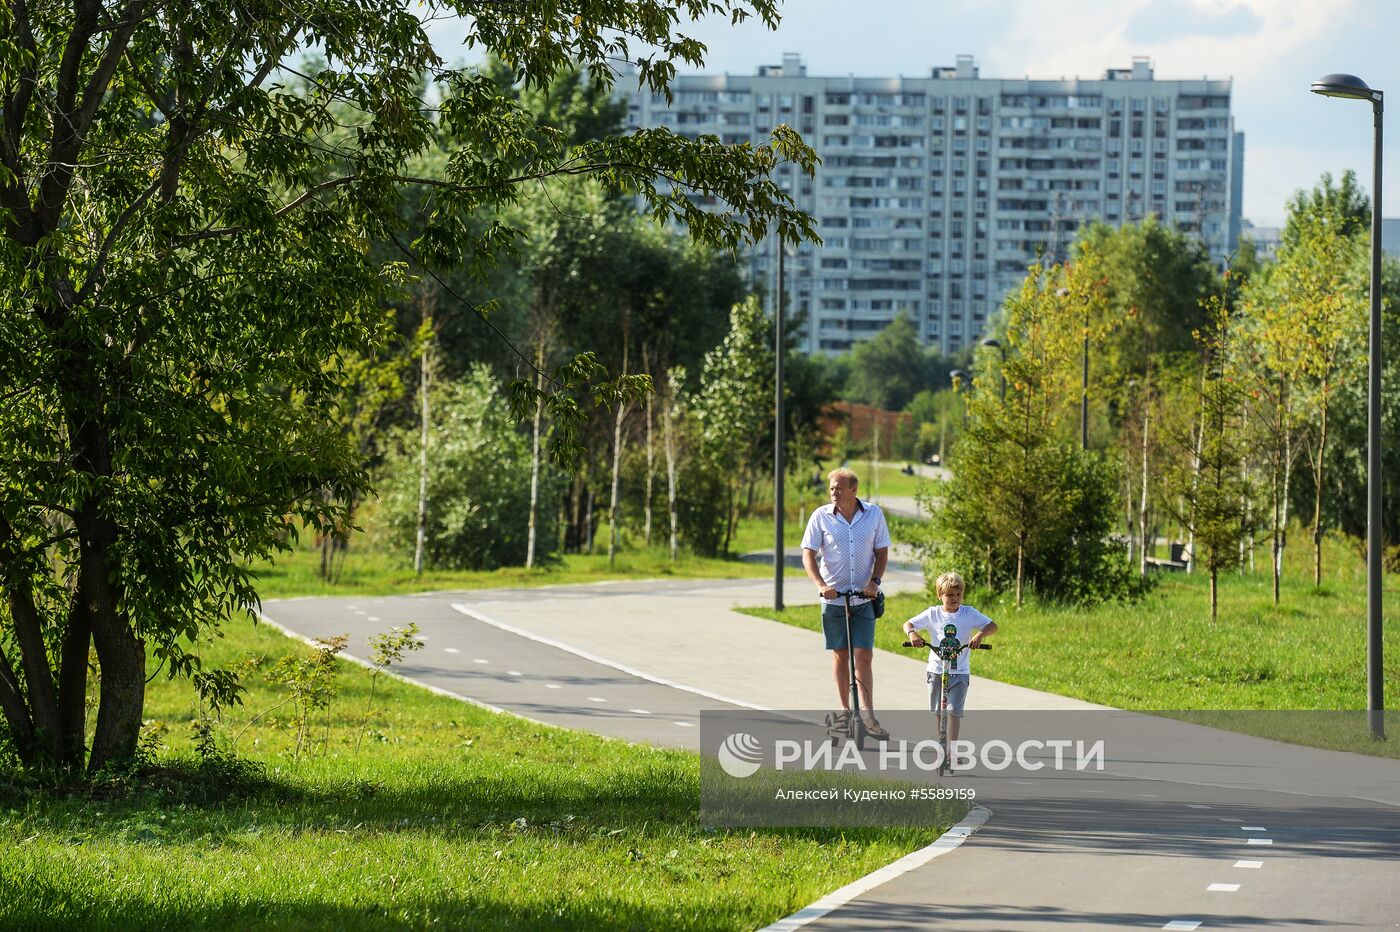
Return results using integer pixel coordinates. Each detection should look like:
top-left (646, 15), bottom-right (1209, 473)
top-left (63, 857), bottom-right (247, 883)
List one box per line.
top-left (905, 623), bottom-right (991, 775)
top-left (823, 589), bottom-right (883, 749)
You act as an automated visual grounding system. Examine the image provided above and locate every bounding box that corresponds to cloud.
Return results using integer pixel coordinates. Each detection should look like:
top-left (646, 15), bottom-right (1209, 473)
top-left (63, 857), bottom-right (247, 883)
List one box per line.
top-left (1124, 0), bottom-right (1263, 43)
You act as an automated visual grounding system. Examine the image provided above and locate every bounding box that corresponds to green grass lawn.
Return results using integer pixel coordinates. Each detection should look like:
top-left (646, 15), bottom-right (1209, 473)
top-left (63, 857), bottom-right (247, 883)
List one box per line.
top-left (0, 619), bottom-right (958, 931)
top-left (253, 539), bottom-right (809, 601)
top-left (740, 538), bottom-right (1400, 756)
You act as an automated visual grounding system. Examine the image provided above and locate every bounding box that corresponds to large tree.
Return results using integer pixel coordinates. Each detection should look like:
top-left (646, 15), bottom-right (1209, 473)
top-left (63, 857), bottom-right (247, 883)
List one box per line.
top-left (0, 0), bottom-right (816, 773)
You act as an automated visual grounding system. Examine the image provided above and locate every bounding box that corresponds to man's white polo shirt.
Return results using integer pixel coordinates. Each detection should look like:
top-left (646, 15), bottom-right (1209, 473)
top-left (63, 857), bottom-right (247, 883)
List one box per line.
top-left (801, 499), bottom-right (891, 606)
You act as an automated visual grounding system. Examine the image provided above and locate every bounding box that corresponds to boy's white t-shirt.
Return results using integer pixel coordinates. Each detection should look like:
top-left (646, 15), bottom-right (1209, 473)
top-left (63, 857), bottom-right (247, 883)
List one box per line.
top-left (907, 605), bottom-right (993, 675)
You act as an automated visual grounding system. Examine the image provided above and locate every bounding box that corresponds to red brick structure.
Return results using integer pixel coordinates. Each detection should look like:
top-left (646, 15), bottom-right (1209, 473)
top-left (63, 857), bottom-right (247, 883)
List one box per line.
top-left (817, 402), bottom-right (912, 459)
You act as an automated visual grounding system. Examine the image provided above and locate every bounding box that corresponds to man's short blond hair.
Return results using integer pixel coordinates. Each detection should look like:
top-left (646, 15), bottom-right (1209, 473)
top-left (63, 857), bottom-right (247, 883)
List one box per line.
top-left (935, 572), bottom-right (965, 595)
top-left (827, 467), bottom-right (859, 489)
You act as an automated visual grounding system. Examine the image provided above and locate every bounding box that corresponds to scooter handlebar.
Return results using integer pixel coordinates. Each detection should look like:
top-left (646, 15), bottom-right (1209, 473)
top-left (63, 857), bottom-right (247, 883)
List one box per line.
top-left (901, 640), bottom-right (993, 650)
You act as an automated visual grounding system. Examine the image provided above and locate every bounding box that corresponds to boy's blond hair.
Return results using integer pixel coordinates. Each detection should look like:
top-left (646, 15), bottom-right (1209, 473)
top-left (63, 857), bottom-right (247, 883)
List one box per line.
top-left (935, 572), bottom-right (965, 596)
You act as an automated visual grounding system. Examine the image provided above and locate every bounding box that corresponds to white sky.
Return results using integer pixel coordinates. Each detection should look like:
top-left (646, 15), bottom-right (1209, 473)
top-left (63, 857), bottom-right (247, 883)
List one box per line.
top-left (425, 0), bottom-right (1400, 227)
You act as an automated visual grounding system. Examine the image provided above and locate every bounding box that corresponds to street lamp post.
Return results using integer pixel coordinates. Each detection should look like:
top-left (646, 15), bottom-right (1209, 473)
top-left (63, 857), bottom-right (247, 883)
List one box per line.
top-left (1311, 72), bottom-right (1386, 739)
top-left (981, 337), bottom-right (1006, 400)
top-left (774, 238), bottom-right (799, 612)
top-left (775, 240), bottom-right (787, 611)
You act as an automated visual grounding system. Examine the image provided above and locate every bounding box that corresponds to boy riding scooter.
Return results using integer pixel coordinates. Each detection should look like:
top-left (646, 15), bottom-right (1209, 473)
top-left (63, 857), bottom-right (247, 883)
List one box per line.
top-left (902, 572), bottom-right (998, 771)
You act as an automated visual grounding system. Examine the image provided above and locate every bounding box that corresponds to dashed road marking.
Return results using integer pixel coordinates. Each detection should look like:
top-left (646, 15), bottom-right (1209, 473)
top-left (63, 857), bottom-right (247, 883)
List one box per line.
top-left (674, 721), bottom-right (694, 727)
top-left (1162, 921), bottom-right (1201, 931)
top-left (1218, 817), bottom-right (1243, 822)
top-left (368, 616), bottom-right (380, 621)
top-left (629, 708), bottom-right (651, 715)
top-left (1234, 860), bottom-right (1263, 869)
top-left (1241, 826), bottom-right (1267, 832)
top-left (507, 670), bottom-right (523, 677)
top-left (588, 697), bottom-right (607, 703)
top-left (473, 658), bottom-right (489, 664)
top-left (1208, 883), bottom-right (1240, 892)
top-left (545, 684), bottom-right (561, 689)
top-left (1187, 804), bottom-right (1212, 810)
top-left (1246, 838), bottom-right (1273, 845)
top-left (443, 648), bottom-right (460, 654)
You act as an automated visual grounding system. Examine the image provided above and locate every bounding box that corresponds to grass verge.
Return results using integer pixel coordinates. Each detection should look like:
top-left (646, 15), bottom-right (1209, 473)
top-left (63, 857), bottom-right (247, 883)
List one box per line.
top-left (253, 540), bottom-right (808, 601)
top-left (0, 618), bottom-right (958, 931)
top-left (740, 560), bottom-right (1400, 758)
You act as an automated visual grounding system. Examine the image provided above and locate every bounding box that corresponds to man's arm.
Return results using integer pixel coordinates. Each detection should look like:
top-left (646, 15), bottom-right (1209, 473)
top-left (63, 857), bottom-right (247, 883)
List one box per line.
top-left (863, 547), bottom-right (889, 598)
top-left (803, 549), bottom-right (836, 600)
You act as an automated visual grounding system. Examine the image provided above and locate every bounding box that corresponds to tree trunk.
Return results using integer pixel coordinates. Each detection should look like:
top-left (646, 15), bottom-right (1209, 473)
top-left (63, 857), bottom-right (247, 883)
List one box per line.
top-left (1015, 538), bottom-right (1025, 608)
top-left (1138, 400), bottom-right (1151, 576)
top-left (609, 399), bottom-right (627, 568)
top-left (0, 645), bottom-right (35, 763)
top-left (570, 473), bottom-right (582, 553)
top-left (1311, 396), bottom-right (1328, 588)
top-left (1185, 374), bottom-right (1206, 574)
top-left (526, 347), bottom-right (544, 569)
top-left (1277, 414), bottom-right (1293, 599)
top-left (1209, 567), bottom-right (1218, 621)
top-left (584, 483), bottom-right (594, 554)
top-left (78, 504), bottom-right (145, 774)
top-left (663, 379), bottom-right (679, 562)
top-left (1271, 440), bottom-right (1283, 604)
top-left (56, 602), bottom-right (91, 768)
top-left (414, 336), bottom-right (431, 576)
top-left (643, 347), bottom-right (654, 547)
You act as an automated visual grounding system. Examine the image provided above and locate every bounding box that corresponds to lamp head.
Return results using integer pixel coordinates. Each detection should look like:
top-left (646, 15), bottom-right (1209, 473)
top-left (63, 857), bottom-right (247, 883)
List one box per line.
top-left (981, 337), bottom-right (1002, 349)
top-left (1311, 73), bottom-right (1379, 102)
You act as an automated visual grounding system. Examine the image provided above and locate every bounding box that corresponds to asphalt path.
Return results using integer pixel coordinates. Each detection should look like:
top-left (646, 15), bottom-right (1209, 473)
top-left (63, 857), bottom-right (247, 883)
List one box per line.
top-left (264, 579), bottom-right (1400, 931)
top-left (262, 579), bottom-right (775, 747)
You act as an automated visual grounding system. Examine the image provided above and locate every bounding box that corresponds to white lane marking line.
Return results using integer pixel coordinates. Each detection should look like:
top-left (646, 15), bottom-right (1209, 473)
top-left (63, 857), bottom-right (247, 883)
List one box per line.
top-left (1208, 883), bottom-right (1240, 892)
top-left (1187, 804), bottom-right (1212, 809)
top-left (453, 603), bottom-right (766, 710)
top-left (629, 708), bottom-right (651, 715)
top-left (443, 647), bottom-right (460, 654)
top-left (1234, 860), bottom-right (1263, 869)
top-left (353, 610), bottom-right (367, 616)
top-left (1241, 826), bottom-right (1267, 832)
top-left (347, 605), bottom-right (359, 610)
top-left (545, 684), bottom-right (562, 689)
top-left (507, 671), bottom-right (523, 677)
top-left (1162, 922), bottom-right (1201, 931)
top-left (674, 721), bottom-right (694, 727)
top-left (762, 805), bottom-right (993, 932)
top-left (1218, 817), bottom-right (1243, 822)
top-left (1246, 838), bottom-right (1273, 845)
top-left (587, 697), bottom-right (607, 703)
top-left (1140, 793), bottom-right (1164, 798)
top-left (1011, 780), bottom-right (1036, 785)
top-left (474, 658), bottom-right (489, 664)
top-left (367, 616), bottom-right (381, 621)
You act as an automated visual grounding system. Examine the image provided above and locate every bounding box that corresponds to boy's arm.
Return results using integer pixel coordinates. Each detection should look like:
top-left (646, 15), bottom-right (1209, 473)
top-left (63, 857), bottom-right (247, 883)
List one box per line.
top-left (902, 611), bottom-right (933, 643)
top-left (969, 619), bottom-right (998, 649)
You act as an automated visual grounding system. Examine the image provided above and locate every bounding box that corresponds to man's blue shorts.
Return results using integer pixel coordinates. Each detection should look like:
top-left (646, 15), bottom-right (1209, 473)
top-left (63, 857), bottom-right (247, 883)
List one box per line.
top-left (822, 600), bottom-right (876, 650)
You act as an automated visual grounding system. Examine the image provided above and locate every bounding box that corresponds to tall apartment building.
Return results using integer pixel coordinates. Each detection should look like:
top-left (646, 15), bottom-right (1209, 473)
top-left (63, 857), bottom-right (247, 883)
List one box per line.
top-left (624, 54), bottom-right (1243, 354)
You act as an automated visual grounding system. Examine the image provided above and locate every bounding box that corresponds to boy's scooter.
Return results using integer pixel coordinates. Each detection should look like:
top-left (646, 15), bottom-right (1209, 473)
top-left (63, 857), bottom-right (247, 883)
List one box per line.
top-left (905, 623), bottom-right (991, 775)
